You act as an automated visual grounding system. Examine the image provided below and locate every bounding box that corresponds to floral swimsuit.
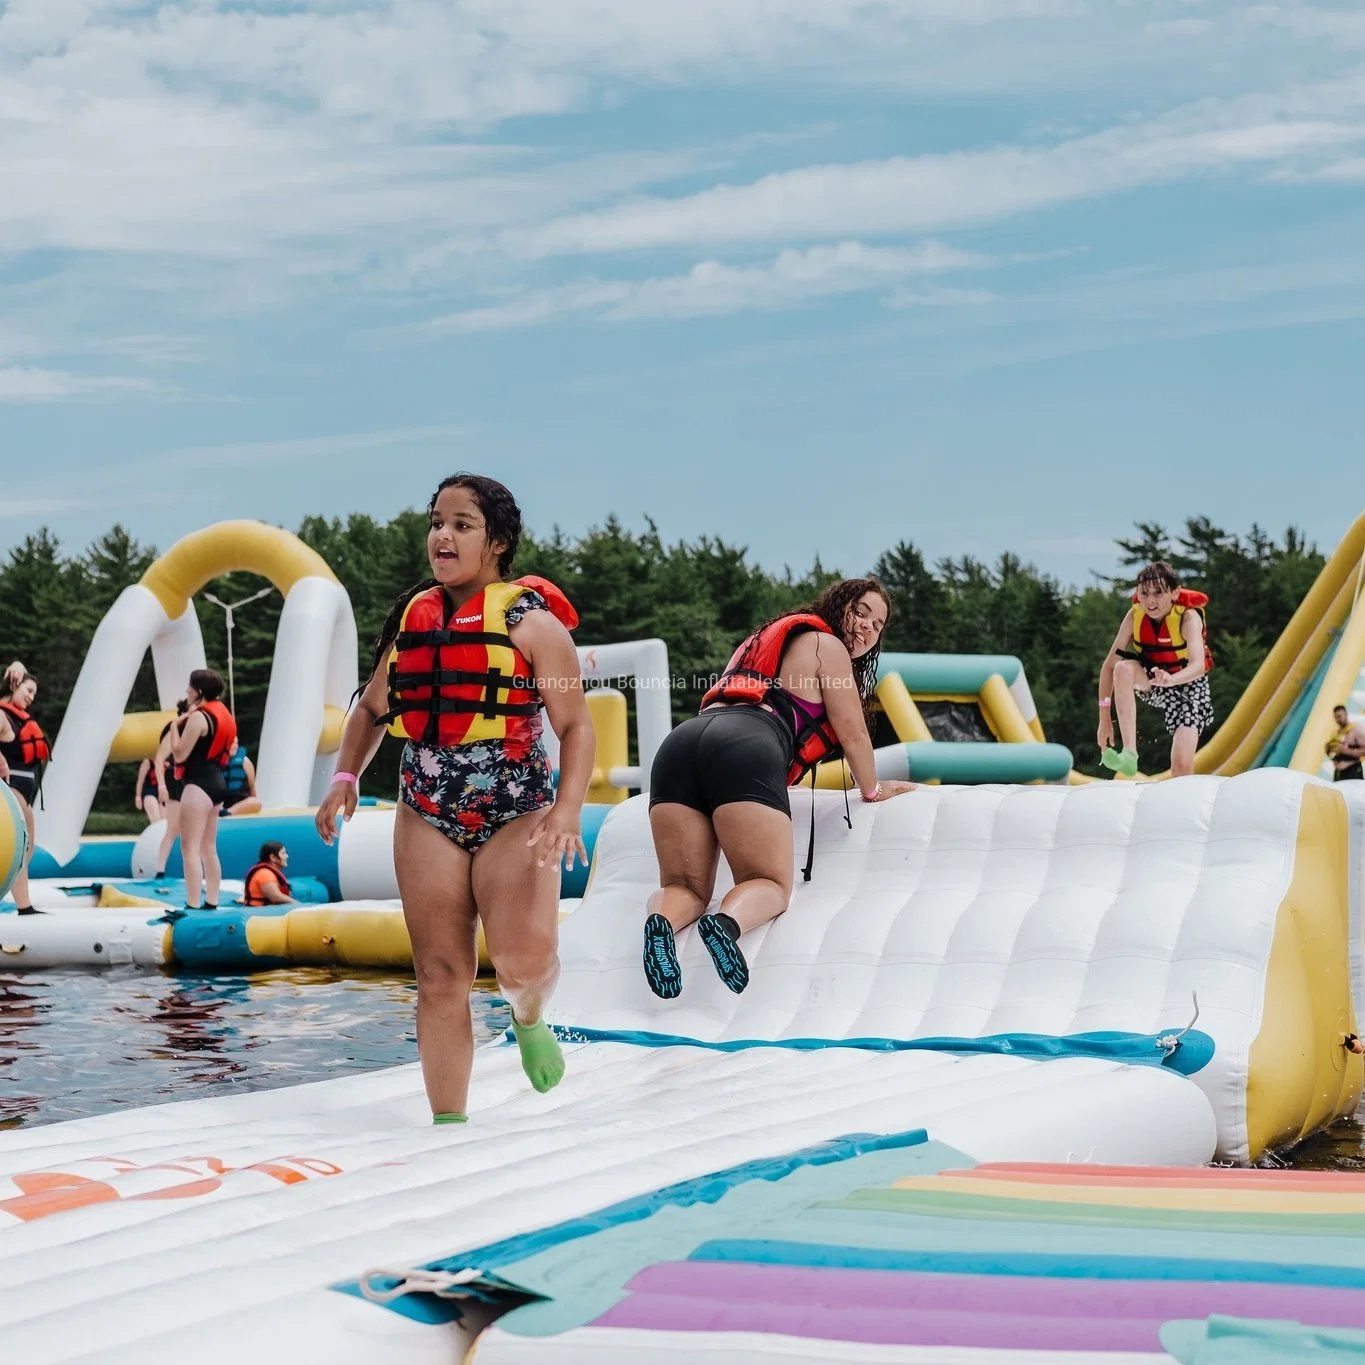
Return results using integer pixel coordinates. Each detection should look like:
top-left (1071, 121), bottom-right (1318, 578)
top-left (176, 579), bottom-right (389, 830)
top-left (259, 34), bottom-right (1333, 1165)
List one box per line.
top-left (398, 591), bottom-right (556, 852)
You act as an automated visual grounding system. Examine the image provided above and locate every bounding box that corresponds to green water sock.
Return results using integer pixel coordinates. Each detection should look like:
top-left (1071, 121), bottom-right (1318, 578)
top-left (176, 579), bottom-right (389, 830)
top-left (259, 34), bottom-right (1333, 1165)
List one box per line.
top-left (1101, 746), bottom-right (1139, 778)
top-left (512, 1016), bottom-right (565, 1095)
top-left (432, 1112), bottom-right (467, 1125)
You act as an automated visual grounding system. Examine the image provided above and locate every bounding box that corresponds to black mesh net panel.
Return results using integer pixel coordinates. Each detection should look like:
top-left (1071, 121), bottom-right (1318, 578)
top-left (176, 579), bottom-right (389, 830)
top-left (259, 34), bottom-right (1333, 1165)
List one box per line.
top-left (916, 700), bottom-right (996, 744)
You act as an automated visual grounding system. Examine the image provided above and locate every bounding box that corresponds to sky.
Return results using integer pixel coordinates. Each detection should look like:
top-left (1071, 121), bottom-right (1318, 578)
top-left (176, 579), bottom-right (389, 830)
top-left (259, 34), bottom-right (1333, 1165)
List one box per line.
top-left (1, 0), bottom-right (1363, 589)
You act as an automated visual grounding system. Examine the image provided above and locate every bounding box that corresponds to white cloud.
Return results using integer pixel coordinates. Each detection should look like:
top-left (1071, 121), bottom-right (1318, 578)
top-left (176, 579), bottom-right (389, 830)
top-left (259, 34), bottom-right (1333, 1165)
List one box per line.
top-left (0, 496), bottom-right (94, 521)
top-left (0, 367), bottom-right (157, 402)
top-left (139, 425), bottom-right (470, 473)
top-left (427, 239), bottom-right (989, 330)
top-left (1288, 156), bottom-right (1365, 182)
top-left (885, 285), bottom-right (996, 308)
top-left (518, 114), bottom-right (1365, 255)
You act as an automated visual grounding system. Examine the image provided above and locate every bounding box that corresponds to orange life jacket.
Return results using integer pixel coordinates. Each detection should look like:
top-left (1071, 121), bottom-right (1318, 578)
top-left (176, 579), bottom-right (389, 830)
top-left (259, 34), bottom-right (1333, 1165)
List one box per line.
top-left (383, 577), bottom-right (578, 747)
top-left (173, 700), bottom-right (238, 779)
top-left (700, 612), bottom-right (843, 783)
top-left (1127, 589), bottom-right (1213, 675)
top-left (243, 861), bottom-right (291, 907)
top-left (0, 702), bottom-right (50, 770)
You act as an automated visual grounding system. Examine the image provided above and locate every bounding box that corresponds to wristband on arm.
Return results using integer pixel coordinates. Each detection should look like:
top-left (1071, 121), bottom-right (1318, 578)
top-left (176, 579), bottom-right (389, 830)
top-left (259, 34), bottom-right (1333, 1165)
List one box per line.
top-left (1098, 698), bottom-right (1112, 709)
top-left (859, 782), bottom-right (881, 803)
top-left (332, 771), bottom-right (358, 786)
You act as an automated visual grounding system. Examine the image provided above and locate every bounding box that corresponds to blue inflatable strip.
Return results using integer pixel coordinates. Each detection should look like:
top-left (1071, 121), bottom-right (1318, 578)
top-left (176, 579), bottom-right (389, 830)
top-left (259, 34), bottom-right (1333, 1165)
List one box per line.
top-left (1255, 630), bottom-right (1340, 770)
top-left (171, 907), bottom-right (289, 971)
top-left (333, 1128), bottom-right (929, 1324)
top-left (689, 1240), bottom-right (1365, 1290)
top-left (535, 1024), bottom-right (1215, 1077)
top-left (29, 838), bottom-right (137, 881)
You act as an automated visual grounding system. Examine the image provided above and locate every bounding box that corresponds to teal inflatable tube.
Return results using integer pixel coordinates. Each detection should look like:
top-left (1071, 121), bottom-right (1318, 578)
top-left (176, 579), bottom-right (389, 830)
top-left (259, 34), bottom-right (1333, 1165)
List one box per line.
top-left (878, 653), bottom-right (1024, 694)
top-left (171, 905), bottom-right (290, 972)
top-left (161, 813), bottom-right (343, 897)
top-left (904, 741), bottom-right (1073, 784)
top-left (562, 804), bottom-right (613, 898)
top-left (30, 837), bottom-right (137, 881)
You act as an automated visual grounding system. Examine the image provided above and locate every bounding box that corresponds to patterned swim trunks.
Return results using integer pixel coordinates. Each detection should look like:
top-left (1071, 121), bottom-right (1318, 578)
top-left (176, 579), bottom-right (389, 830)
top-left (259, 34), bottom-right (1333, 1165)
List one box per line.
top-left (1138, 674), bottom-right (1215, 735)
top-left (400, 737), bottom-right (555, 852)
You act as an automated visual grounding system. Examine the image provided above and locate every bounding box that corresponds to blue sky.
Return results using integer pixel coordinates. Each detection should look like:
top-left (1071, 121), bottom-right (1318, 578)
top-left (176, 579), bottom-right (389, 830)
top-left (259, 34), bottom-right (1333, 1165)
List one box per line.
top-left (1, 0), bottom-right (1362, 587)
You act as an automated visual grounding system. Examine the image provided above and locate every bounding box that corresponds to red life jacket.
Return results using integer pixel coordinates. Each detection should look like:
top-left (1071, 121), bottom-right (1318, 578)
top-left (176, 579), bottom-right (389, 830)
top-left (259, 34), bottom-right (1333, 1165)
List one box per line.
top-left (700, 613), bottom-right (843, 783)
top-left (243, 861), bottom-right (291, 907)
top-left (384, 577), bottom-right (578, 748)
top-left (0, 702), bottom-right (50, 770)
top-left (173, 700), bottom-right (238, 779)
top-left (1128, 589), bottom-right (1213, 675)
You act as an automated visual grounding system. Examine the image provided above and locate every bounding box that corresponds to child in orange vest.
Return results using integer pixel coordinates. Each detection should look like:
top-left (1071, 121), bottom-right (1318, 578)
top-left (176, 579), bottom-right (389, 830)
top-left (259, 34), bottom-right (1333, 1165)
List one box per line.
top-left (1096, 561), bottom-right (1213, 778)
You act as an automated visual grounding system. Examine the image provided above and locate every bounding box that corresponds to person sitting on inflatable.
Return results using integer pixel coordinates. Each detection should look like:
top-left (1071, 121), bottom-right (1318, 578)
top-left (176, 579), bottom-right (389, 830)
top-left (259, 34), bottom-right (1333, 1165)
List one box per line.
top-left (315, 473), bottom-right (594, 1127)
top-left (242, 841), bottom-right (295, 906)
top-left (642, 577), bottom-right (915, 1000)
top-left (219, 739), bottom-right (263, 817)
top-left (1097, 559), bottom-right (1213, 779)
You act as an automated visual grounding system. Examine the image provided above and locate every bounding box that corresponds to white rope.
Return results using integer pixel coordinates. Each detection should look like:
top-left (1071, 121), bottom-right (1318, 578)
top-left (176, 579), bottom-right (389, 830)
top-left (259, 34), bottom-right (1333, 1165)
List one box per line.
top-left (358, 1265), bottom-right (486, 1303)
top-left (1156, 991), bottom-right (1200, 1056)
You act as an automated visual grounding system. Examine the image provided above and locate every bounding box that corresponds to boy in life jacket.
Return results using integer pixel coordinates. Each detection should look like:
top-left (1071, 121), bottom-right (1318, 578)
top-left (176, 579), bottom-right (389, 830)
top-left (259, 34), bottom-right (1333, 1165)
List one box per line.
top-left (242, 841), bottom-right (295, 906)
top-left (1096, 560), bottom-right (1213, 779)
top-left (1327, 705), bottom-right (1365, 782)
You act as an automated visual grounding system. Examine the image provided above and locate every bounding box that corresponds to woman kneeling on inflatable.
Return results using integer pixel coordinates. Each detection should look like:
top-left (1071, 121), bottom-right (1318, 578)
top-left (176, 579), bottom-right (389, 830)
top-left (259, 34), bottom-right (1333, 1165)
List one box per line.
top-left (316, 474), bottom-right (594, 1125)
top-left (644, 577), bottom-right (915, 998)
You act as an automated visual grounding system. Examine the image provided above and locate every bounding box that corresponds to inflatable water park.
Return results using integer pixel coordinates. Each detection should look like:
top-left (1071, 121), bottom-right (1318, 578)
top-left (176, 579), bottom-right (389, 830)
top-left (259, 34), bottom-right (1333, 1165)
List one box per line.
top-left (6, 514), bottom-right (1365, 1361)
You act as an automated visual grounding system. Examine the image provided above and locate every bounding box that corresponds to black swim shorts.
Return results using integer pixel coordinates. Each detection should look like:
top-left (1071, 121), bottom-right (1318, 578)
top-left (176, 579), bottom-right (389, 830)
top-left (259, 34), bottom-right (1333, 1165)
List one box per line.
top-left (648, 705), bottom-right (795, 818)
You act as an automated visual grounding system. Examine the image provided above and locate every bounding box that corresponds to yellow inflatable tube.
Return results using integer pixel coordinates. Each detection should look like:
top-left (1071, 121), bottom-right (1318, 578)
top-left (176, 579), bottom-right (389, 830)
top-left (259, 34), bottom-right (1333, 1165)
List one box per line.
top-left (1195, 510), bottom-right (1365, 776)
top-left (891, 1175), bottom-right (1365, 1214)
top-left (0, 783), bottom-right (28, 902)
top-left (246, 904), bottom-right (574, 973)
top-left (110, 522), bottom-right (347, 762)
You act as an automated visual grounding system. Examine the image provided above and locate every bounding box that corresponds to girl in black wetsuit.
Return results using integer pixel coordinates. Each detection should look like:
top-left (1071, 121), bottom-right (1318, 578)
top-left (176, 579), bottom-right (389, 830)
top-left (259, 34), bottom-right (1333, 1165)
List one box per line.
top-left (643, 579), bottom-right (915, 998)
top-left (168, 670), bottom-right (237, 910)
top-left (0, 661), bottom-right (47, 916)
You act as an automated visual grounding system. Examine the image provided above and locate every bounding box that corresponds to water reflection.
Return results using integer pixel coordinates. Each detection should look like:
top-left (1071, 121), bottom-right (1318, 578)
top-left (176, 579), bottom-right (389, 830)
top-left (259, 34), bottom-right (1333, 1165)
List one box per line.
top-left (0, 968), bottom-right (509, 1129)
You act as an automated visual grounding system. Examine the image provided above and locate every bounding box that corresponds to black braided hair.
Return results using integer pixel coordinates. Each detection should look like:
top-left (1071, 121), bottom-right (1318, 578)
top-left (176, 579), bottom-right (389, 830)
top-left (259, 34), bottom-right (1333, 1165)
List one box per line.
top-left (368, 474), bottom-right (525, 676)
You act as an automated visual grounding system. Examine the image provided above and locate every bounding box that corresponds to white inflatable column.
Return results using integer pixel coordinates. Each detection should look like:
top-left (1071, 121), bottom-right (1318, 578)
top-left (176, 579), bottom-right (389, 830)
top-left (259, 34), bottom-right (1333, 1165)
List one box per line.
top-left (36, 586), bottom-right (177, 865)
top-left (256, 578), bottom-right (357, 810)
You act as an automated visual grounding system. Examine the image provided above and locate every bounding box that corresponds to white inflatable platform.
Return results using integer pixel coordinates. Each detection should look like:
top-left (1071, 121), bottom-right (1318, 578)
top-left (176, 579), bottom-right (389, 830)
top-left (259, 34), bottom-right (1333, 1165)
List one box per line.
top-left (0, 770), bottom-right (1360, 1364)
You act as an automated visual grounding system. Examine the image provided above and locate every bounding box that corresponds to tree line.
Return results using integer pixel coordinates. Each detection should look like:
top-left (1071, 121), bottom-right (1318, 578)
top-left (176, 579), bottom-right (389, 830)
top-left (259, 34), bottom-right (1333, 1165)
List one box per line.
top-left (0, 511), bottom-right (1327, 816)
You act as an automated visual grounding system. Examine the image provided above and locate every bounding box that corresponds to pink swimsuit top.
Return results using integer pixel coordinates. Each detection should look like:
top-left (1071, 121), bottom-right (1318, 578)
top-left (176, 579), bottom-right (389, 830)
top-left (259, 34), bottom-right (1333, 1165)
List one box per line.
top-left (783, 690), bottom-right (827, 735)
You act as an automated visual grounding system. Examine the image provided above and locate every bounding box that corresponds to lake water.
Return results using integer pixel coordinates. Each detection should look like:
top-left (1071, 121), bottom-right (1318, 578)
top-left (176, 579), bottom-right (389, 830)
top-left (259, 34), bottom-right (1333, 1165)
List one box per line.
top-left (0, 968), bottom-right (507, 1130)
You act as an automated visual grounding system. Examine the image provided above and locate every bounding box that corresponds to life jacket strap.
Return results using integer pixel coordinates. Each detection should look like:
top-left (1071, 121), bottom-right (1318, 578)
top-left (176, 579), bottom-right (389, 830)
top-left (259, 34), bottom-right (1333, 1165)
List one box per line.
top-left (390, 668), bottom-right (536, 693)
top-left (393, 629), bottom-right (515, 650)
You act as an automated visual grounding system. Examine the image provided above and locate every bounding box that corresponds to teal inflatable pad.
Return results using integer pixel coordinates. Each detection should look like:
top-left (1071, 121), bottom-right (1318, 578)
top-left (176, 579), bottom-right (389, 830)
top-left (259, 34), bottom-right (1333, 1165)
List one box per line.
top-left (94, 876), bottom-right (330, 907)
top-left (1162, 1315), bottom-right (1365, 1363)
top-left (903, 741), bottom-right (1073, 784)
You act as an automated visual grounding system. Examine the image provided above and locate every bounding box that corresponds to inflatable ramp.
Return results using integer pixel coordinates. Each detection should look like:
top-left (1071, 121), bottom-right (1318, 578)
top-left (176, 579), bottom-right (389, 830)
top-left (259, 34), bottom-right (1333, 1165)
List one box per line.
top-left (0, 770), bottom-right (1359, 1365)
